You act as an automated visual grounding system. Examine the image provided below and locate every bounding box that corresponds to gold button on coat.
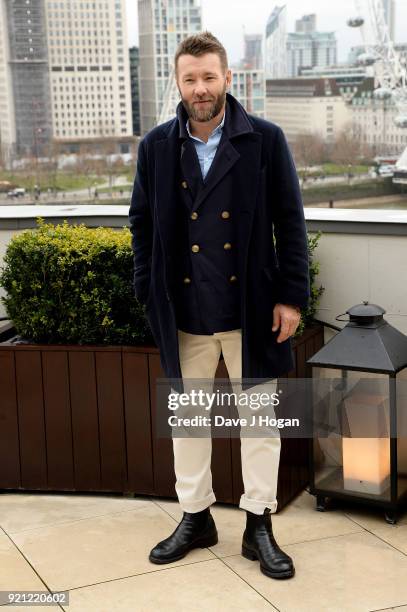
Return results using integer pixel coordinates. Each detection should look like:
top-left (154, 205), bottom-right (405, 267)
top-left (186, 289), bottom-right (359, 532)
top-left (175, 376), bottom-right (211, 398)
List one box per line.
top-left (183, 277), bottom-right (191, 284)
top-left (191, 244), bottom-right (200, 253)
top-left (221, 211), bottom-right (230, 219)
top-left (190, 212), bottom-right (198, 220)
top-left (223, 242), bottom-right (232, 250)
top-left (230, 275), bottom-right (237, 282)
top-left (181, 180), bottom-right (188, 189)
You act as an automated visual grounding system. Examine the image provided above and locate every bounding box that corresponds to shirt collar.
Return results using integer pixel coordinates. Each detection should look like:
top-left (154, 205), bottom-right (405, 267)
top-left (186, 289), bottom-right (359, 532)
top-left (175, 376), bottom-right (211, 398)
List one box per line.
top-left (176, 93), bottom-right (254, 140)
top-left (185, 107), bottom-right (226, 142)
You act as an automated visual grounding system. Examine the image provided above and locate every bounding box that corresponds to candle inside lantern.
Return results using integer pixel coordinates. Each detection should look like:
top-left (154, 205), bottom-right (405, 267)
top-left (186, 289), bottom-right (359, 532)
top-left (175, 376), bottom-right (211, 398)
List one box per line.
top-left (343, 437), bottom-right (390, 495)
top-left (342, 386), bottom-right (391, 496)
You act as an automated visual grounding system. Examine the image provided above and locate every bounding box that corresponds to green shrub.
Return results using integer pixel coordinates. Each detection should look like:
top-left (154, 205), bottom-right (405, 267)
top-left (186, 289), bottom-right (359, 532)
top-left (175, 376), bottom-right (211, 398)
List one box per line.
top-left (0, 218), bottom-right (153, 345)
top-left (294, 231), bottom-right (324, 337)
top-left (0, 218), bottom-right (324, 344)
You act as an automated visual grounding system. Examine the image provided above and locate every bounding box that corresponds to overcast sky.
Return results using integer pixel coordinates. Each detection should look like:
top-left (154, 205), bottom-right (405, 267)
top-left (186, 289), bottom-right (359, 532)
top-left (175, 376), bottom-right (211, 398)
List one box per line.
top-left (125, 0), bottom-right (407, 64)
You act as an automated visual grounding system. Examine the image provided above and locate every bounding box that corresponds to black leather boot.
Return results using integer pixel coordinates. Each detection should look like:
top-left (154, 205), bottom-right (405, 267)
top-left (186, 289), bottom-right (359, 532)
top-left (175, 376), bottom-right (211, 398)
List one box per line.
top-left (149, 507), bottom-right (218, 564)
top-left (242, 508), bottom-right (295, 579)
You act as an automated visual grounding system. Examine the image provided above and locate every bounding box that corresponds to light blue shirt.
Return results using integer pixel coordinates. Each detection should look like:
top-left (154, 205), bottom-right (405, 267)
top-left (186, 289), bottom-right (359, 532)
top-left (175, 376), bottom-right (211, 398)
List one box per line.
top-left (186, 110), bottom-right (226, 180)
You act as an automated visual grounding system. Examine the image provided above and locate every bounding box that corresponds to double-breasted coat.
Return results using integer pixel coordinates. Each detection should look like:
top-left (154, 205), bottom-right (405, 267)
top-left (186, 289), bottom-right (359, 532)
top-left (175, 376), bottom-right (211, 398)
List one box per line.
top-left (129, 93), bottom-right (310, 393)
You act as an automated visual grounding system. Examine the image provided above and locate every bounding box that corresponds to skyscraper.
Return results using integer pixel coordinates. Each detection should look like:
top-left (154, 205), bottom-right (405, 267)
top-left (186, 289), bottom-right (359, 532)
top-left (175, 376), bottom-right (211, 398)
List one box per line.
top-left (0, 0), bottom-right (133, 160)
top-left (0, 0), bottom-right (52, 159)
top-left (265, 5), bottom-right (287, 79)
top-left (243, 34), bottom-right (263, 70)
top-left (287, 16), bottom-right (337, 77)
top-left (138, 0), bottom-right (202, 134)
top-left (130, 46), bottom-right (141, 136)
top-left (231, 68), bottom-right (265, 118)
top-left (295, 14), bottom-right (316, 34)
top-left (382, 0), bottom-right (395, 41)
top-left (45, 0), bottom-right (133, 146)
top-left (0, 0), bottom-right (15, 165)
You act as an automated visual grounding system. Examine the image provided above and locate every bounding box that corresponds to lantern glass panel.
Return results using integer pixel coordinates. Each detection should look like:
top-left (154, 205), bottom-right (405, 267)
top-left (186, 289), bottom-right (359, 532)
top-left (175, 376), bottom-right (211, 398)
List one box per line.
top-left (397, 367), bottom-right (407, 499)
top-left (312, 366), bottom-right (391, 501)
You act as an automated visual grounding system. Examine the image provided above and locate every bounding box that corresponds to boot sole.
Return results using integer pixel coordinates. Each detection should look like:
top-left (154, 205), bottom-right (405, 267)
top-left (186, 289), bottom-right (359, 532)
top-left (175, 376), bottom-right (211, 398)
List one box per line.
top-left (241, 545), bottom-right (295, 579)
top-left (149, 532), bottom-right (219, 565)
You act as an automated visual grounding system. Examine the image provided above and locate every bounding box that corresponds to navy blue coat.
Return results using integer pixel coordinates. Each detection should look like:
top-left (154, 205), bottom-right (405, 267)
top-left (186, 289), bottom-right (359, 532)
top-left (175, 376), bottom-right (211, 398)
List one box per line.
top-left (129, 93), bottom-right (310, 392)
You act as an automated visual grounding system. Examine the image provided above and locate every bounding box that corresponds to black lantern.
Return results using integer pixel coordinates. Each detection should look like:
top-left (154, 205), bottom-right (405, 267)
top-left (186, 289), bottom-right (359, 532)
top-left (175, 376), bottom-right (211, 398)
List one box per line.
top-left (307, 302), bottom-right (407, 523)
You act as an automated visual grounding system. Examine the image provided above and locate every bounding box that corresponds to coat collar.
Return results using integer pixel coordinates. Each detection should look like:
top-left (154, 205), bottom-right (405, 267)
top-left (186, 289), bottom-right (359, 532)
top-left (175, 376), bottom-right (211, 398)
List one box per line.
top-left (154, 92), bottom-right (263, 277)
top-left (176, 92), bottom-right (254, 141)
top-left (185, 109), bottom-right (225, 141)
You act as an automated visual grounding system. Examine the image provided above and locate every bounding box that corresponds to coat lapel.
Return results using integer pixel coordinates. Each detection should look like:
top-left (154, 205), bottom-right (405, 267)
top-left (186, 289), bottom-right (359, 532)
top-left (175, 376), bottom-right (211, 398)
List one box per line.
top-left (154, 94), bottom-right (263, 275)
top-left (180, 139), bottom-right (204, 204)
top-left (192, 133), bottom-right (240, 212)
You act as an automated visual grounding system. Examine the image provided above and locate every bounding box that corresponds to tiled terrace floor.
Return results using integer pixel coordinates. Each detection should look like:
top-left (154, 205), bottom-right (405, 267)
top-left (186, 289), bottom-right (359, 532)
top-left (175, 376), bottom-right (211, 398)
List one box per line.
top-left (1, 489), bottom-right (407, 612)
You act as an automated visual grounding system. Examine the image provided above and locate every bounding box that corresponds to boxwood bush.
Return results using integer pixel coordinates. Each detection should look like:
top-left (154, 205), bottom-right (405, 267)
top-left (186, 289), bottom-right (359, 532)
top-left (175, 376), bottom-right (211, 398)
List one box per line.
top-left (0, 218), bottom-right (323, 344)
top-left (297, 231), bottom-right (324, 336)
top-left (0, 218), bottom-right (153, 345)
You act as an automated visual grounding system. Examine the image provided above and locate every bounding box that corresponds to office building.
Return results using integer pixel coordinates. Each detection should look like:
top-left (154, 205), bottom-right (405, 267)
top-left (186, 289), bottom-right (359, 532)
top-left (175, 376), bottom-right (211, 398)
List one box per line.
top-left (287, 29), bottom-right (337, 78)
top-left (231, 67), bottom-right (265, 118)
top-left (129, 46), bottom-right (141, 136)
top-left (45, 0), bottom-right (133, 150)
top-left (382, 0), bottom-right (395, 41)
top-left (0, 0), bottom-right (52, 160)
top-left (265, 5), bottom-right (287, 79)
top-left (243, 33), bottom-right (262, 70)
top-left (351, 77), bottom-right (406, 154)
top-left (299, 65), bottom-right (367, 101)
top-left (266, 78), bottom-right (351, 143)
top-left (0, 0), bottom-right (134, 159)
top-left (138, 0), bottom-right (202, 134)
top-left (295, 13), bottom-right (316, 34)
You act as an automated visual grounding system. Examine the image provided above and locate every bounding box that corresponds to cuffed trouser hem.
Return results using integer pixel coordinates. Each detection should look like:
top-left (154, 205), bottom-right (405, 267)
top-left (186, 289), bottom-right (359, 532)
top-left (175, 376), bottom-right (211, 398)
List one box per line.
top-left (239, 493), bottom-right (278, 515)
top-left (178, 491), bottom-right (217, 513)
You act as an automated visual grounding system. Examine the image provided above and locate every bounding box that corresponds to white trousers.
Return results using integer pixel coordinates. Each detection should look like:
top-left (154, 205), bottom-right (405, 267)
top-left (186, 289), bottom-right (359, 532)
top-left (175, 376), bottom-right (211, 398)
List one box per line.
top-left (172, 328), bottom-right (281, 515)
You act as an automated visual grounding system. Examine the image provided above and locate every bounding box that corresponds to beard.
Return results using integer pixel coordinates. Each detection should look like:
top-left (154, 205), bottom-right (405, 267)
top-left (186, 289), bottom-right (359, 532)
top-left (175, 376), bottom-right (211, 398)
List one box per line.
top-left (180, 82), bottom-right (227, 122)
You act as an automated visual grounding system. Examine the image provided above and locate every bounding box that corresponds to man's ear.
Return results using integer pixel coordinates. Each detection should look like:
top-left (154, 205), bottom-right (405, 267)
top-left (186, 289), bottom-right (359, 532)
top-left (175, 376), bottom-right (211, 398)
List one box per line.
top-left (226, 69), bottom-right (232, 90)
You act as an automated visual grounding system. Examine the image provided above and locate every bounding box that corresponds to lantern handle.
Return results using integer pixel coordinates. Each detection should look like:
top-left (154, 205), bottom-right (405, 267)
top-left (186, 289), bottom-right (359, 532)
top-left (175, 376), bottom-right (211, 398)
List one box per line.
top-left (335, 312), bottom-right (349, 322)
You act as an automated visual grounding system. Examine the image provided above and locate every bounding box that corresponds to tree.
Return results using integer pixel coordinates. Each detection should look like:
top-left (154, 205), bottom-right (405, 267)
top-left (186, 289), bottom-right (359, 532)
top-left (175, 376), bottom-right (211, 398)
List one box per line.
top-left (74, 143), bottom-right (100, 198)
top-left (291, 132), bottom-right (327, 180)
top-left (329, 122), bottom-right (373, 167)
top-left (41, 140), bottom-right (62, 194)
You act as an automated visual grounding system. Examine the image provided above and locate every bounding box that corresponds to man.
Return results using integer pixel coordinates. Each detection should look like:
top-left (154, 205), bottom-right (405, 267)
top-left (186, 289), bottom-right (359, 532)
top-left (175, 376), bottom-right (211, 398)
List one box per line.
top-left (129, 31), bottom-right (310, 580)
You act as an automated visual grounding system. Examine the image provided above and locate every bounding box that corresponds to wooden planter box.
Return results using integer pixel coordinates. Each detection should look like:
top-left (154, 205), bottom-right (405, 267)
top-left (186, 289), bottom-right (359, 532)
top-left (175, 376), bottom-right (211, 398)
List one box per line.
top-left (0, 323), bottom-right (323, 511)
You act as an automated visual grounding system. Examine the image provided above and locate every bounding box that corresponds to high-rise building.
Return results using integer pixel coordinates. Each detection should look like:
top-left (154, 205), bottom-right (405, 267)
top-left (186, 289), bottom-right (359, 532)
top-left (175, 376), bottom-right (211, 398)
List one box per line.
top-left (265, 9), bottom-right (337, 80)
top-left (243, 34), bottom-right (262, 70)
top-left (265, 5), bottom-right (287, 79)
top-left (0, 0), bottom-right (134, 159)
top-left (0, 0), bottom-right (15, 165)
top-left (0, 0), bottom-right (52, 160)
top-left (295, 13), bottom-right (316, 34)
top-left (382, 0), bottom-right (395, 41)
top-left (129, 46), bottom-right (141, 136)
top-left (231, 67), bottom-right (265, 118)
top-left (286, 27), bottom-right (337, 78)
top-left (138, 0), bottom-right (202, 134)
top-left (45, 0), bottom-right (133, 148)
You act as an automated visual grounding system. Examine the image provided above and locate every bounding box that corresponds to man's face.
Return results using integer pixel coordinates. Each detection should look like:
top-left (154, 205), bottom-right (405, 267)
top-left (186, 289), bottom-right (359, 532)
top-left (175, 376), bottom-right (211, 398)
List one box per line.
top-left (176, 52), bottom-right (231, 122)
